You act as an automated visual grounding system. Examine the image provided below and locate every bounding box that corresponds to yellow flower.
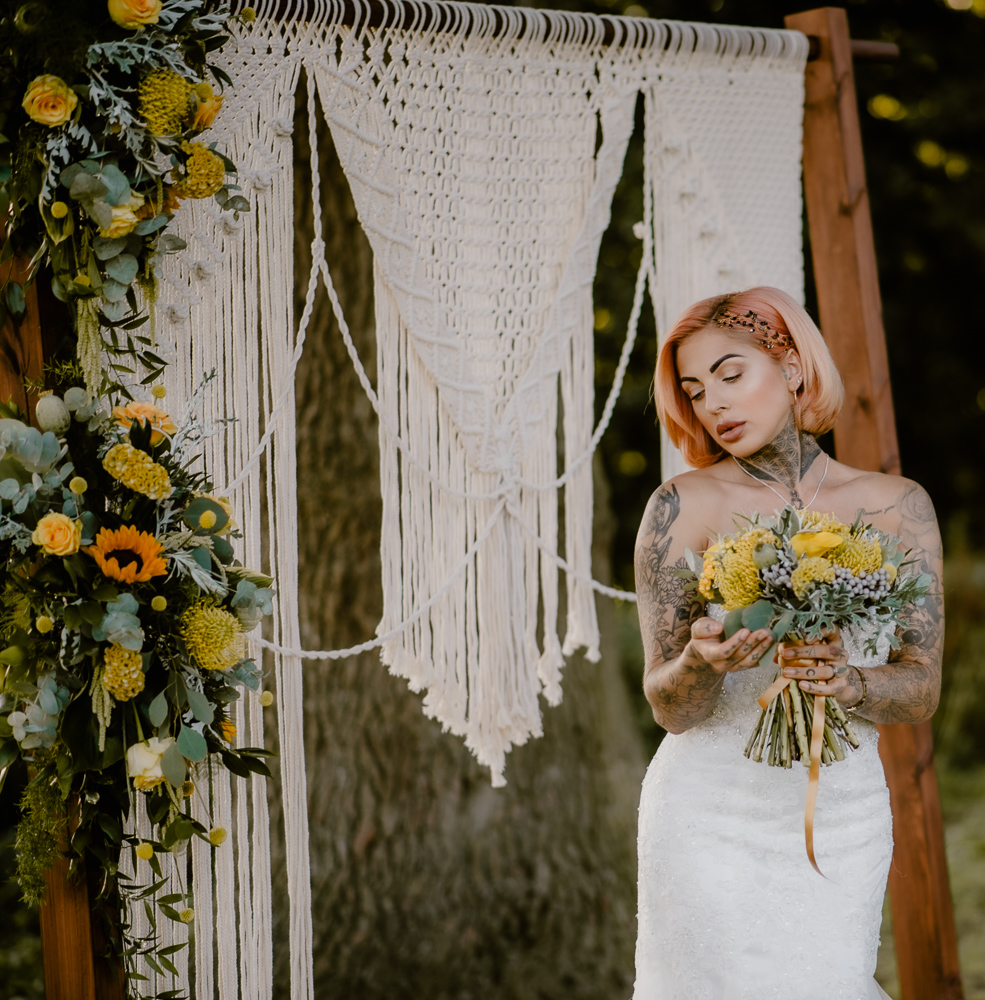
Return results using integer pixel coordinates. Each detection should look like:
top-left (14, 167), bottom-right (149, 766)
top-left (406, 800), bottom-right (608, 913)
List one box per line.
top-left (182, 602), bottom-right (247, 672)
top-left (172, 141), bottom-right (227, 200)
top-left (830, 537), bottom-right (883, 576)
top-left (112, 400), bottom-right (176, 446)
top-left (882, 563), bottom-right (898, 583)
top-left (199, 510), bottom-right (217, 530)
top-left (181, 780), bottom-right (195, 797)
top-left (22, 75), bottom-right (78, 127)
top-left (87, 524), bottom-right (168, 583)
top-left (135, 841), bottom-right (154, 860)
top-left (715, 529), bottom-right (775, 610)
top-left (98, 203), bottom-right (140, 239)
top-left (108, 0), bottom-right (162, 29)
top-left (151, 595), bottom-right (168, 612)
top-left (102, 644), bottom-right (145, 700)
top-left (151, 384), bottom-right (167, 399)
top-left (188, 83), bottom-right (224, 130)
top-left (127, 737), bottom-right (173, 791)
top-left (799, 512), bottom-right (850, 534)
top-left (36, 615), bottom-right (55, 633)
top-left (259, 690), bottom-right (274, 708)
top-left (69, 477), bottom-right (88, 494)
top-left (103, 443), bottom-right (172, 499)
top-left (139, 69), bottom-right (192, 136)
top-left (219, 719), bottom-right (236, 742)
top-left (31, 512), bottom-right (82, 557)
top-left (179, 908), bottom-right (195, 923)
top-left (208, 826), bottom-right (227, 846)
top-left (50, 201), bottom-right (69, 219)
top-left (790, 556), bottom-right (836, 599)
top-left (791, 530), bottom-right (845, 560)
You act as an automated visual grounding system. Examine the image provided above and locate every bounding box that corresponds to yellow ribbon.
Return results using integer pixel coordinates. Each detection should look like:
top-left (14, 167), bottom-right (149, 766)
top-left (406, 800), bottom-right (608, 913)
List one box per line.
top-left (756, 641), bottom-right (827, 877)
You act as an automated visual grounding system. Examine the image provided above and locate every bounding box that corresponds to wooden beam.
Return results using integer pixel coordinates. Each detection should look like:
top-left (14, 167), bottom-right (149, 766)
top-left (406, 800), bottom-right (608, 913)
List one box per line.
top-left (0, 253), bottom-right (46, 419)
top-left (785, 9), bottom-right (963, 1000)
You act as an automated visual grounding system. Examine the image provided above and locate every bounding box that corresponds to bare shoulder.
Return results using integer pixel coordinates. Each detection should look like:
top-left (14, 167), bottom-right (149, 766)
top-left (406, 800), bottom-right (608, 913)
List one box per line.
top-left (825, 462), bottom-right (937, 534)
top-left (637, 467), bottom-right (721, 550)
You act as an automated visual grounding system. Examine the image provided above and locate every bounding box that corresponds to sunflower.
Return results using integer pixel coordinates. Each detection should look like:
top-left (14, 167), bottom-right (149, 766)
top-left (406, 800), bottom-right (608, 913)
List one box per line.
top-left (87, 525), bottom-right (168, 583)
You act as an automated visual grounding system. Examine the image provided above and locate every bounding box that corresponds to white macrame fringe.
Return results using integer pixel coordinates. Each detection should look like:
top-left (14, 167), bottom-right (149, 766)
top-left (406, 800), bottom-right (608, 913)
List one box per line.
top-left (137, 1), bottom-right (809, 994)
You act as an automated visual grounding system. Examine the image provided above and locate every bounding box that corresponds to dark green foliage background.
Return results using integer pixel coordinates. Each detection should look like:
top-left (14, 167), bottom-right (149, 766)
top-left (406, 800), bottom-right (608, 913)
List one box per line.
top-left (3, 1), bottom-right (984, 997)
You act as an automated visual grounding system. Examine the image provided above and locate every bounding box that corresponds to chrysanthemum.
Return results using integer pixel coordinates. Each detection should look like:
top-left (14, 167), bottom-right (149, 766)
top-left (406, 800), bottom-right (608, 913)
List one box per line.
top-left (790, 556), bottom-right (836, 599)
top-left (716, 529), bottom-right (775, 610)
top-left (139, 69), bottom-right (193, 136)
top-left (103, 443), bottom-right (172, 499)
top-left (172, 141), bottom-right (226, 199)
top-left (182, 601), bottom-right (247, 672)
top-left (87, 525), bottom-right (168, 583)
top-left (102, 644), bottom-right (145, 700)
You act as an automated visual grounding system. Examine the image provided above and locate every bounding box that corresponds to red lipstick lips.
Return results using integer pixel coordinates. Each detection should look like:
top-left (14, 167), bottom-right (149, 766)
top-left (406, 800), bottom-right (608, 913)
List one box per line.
top-left (716, 420), bottom-right (745, 442)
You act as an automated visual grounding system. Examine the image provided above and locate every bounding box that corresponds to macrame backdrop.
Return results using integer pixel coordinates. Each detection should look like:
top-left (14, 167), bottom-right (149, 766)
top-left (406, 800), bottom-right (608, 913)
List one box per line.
top-left (126, 2), bottom-right (808, 995)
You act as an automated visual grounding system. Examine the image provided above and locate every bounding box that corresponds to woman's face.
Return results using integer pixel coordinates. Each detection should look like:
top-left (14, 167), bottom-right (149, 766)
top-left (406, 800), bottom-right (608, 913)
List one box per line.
top-left (675, 327), bottom-right (801, 458)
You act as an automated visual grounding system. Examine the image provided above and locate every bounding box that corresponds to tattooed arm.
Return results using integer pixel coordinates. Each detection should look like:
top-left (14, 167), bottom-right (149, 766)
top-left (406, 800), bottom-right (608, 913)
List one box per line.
top-left (635, 482), bottom-right (774, 734)
top-left (784, 480), bottom-right (943, 724)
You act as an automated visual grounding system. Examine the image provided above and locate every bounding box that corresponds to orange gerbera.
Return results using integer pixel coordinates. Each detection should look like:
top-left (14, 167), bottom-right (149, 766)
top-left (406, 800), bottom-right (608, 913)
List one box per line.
top-left (112, 401), bottom-right (176, 445)
top-left (87, 525), bottom-right (168, 583)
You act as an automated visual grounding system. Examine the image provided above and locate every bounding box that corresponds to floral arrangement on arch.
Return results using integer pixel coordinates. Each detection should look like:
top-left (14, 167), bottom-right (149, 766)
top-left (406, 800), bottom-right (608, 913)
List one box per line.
top-left (0, 1), bottom-right (274, 996)
top-left (0, 0), bottom-right (254, 391)
top-left (0, 380), bottom-right (276, 990)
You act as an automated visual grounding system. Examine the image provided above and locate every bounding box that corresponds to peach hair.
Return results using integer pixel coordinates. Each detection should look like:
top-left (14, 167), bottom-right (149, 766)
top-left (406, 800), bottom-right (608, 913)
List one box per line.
top-left (654, 286), bottom-right (844, 468)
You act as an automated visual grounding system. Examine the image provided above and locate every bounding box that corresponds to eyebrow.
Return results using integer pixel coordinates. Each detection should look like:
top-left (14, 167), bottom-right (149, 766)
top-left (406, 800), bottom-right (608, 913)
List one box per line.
top-left (679, 353), bottom-right (744, 383)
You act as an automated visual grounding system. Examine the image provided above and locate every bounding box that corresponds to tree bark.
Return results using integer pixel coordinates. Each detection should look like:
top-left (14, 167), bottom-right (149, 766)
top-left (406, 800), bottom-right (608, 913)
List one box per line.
top-left (270, 91), bottom-right (646, 999)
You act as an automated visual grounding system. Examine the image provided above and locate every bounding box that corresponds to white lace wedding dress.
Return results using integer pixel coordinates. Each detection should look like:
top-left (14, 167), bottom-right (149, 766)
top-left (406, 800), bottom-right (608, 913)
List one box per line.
top-left (634, 606), bottom-right (894, 1000)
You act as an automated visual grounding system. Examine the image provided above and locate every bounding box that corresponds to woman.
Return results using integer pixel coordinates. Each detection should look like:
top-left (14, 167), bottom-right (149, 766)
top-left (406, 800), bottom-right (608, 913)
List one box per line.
top-left (633, 286), bottom-right (943, 999)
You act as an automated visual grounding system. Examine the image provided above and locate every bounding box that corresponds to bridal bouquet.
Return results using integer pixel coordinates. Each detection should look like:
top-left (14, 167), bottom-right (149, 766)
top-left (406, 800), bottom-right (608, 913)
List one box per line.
top-left (682, 506), bottom-right (931, 769)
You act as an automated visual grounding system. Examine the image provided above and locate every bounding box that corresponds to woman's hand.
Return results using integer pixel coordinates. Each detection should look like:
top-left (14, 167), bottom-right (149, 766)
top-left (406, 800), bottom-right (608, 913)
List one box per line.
top-left (686, 618), bottom-right (774, 676)
top-left (780, 628), bottom-right (864, 707)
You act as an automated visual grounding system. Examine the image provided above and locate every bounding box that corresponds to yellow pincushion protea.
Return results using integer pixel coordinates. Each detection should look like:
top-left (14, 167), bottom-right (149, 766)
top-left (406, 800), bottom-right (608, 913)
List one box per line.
top-left (799, 511), bottom-right (851, 534)
top-left (182, 601), bottom-right (247, 672)
top-left (102, 644), bottom-right (145, 700)
top-left (139, 69), bottom-right (193, 136)
top-left (830, 537), bottom-right (883, 576)
top-left (172, 141), bottom-right (226, 199)
top-left (790, 556), bottom-right (836, 599)
top-left (103, 443), bottom-right (172, 499)
top-left (715, 529), bottom-right (777, 610)
top-left (87, 524), bottom-right (168, 583)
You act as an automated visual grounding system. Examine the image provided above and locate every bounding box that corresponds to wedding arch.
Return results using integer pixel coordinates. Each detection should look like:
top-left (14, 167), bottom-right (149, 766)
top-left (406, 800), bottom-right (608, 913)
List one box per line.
top-left (0, 3), bottom-right (960, 999)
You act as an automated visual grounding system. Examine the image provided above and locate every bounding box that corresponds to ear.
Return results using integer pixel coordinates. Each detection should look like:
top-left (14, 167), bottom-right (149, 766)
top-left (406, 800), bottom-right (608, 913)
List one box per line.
top-left (781, 350), bottom-right (803, 394)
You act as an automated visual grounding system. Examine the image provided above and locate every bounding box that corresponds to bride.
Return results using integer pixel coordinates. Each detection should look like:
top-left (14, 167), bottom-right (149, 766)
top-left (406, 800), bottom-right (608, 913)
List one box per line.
top-left (632, 286), bottom-right (943, 999)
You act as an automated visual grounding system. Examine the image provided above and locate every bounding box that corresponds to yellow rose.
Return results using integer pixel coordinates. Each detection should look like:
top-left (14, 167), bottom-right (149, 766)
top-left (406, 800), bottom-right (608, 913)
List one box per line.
top-left (22, 75), bottom-right (78, 127)
top-left (108, 0), bottom-right (162, 29)
top-left (31, 512), bottom-right (82, 557)
top-left (99, 202), bottom-right (140, 239)
top-left (791, 530), bottom-right (844, 560)
top-left (126, 736), bottom-right (174, 791)
top-left (188, 84), bottom-right (224, 130)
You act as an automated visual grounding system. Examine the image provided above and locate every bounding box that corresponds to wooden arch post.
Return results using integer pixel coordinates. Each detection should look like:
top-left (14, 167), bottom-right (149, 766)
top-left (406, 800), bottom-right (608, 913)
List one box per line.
top-left (786, 8), bottom-right (963, 1000)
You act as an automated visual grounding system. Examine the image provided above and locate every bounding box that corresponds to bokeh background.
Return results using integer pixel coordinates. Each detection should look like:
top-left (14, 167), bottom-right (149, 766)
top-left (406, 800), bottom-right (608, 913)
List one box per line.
top-left (2, 0), bottom-right (984, 997)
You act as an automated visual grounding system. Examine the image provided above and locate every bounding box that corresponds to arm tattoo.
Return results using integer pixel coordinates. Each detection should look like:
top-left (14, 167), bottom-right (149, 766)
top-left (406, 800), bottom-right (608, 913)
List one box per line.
top-left (635, 486), bottom-right (717, 732)
top-left (855, 483), bottom-right (943, 724)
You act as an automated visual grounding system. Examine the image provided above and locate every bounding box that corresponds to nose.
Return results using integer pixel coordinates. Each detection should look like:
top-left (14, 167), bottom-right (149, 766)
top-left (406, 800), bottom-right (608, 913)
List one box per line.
top-left (704, 388), bottom-right (728, 414)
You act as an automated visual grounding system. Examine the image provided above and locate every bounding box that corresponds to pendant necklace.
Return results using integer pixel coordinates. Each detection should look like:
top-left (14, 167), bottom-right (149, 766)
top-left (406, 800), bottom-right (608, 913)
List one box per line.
top-left (733, 453), bottom-right (829, 510)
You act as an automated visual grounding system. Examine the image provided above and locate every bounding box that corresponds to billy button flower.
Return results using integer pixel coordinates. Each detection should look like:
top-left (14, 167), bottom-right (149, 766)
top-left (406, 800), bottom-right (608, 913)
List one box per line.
top-left (86, 525), bottom-right (167, 583)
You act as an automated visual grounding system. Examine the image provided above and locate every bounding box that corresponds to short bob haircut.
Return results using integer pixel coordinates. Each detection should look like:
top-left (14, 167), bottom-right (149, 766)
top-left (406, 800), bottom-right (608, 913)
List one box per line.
top-left (655, 286), bottom-right (844, 469)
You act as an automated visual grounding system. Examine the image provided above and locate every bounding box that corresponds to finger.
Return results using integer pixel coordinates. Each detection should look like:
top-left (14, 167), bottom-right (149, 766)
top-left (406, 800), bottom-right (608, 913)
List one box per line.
top-left (798, 676), bottom-right (850, 696)
top-left (782, 643), bottom-right (843, 661)
top-left (729, 632), bottom-right (775, 671)
top-left (691, 617), bottom-right (724, 640)
top-left (783, 661), bottom-right (850, 681)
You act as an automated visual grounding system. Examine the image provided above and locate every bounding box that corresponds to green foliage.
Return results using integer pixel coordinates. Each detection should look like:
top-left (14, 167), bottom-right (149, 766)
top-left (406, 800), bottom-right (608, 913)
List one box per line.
top-left (14, 770), bottom-right (64, 906)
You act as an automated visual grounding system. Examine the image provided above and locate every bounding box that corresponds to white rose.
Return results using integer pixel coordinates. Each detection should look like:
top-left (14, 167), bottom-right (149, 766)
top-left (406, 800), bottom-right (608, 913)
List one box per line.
top-left (126, 736), bottom-right (174, 790)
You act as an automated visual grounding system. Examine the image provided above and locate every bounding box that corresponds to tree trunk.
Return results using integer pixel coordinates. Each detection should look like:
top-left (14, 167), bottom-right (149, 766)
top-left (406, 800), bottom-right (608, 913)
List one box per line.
top-left (271, 91), bottom-right (647, 999)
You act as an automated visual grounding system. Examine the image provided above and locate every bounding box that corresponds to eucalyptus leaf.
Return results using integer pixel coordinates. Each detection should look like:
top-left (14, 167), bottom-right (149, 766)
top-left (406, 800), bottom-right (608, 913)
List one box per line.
top-left (133, 215), bottom-right (169, 235)
top-left (93, 235), bottom-right (127, 260)
top-left (185, 688), bottom-right (214, 725)
top-left (148, 691), bottom-right (169, 728)
top-left (105, 253), bottom-right (139, 285)
top-left (101, 278), bottom-right (130, 303)
top-left (176, 725), bottom-right (207, 763)
top-left (723, 608), bottom-right (744, 638)
top-left (740, 600), bottom-right (773, 633)
top-left (160, 742), bottom-right (186, 787)
top-left (98, 163), bottom-right (130, 206)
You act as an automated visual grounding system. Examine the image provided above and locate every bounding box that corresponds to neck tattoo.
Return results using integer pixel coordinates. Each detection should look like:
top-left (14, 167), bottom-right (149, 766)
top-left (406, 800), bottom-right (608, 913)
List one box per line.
top-left (733, 423), bottom-right (825, 509)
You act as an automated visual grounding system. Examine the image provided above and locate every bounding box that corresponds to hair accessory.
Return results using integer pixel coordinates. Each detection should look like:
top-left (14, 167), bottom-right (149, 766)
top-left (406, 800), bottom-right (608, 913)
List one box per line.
top-left (714, 308), bottom-right (795, 352)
